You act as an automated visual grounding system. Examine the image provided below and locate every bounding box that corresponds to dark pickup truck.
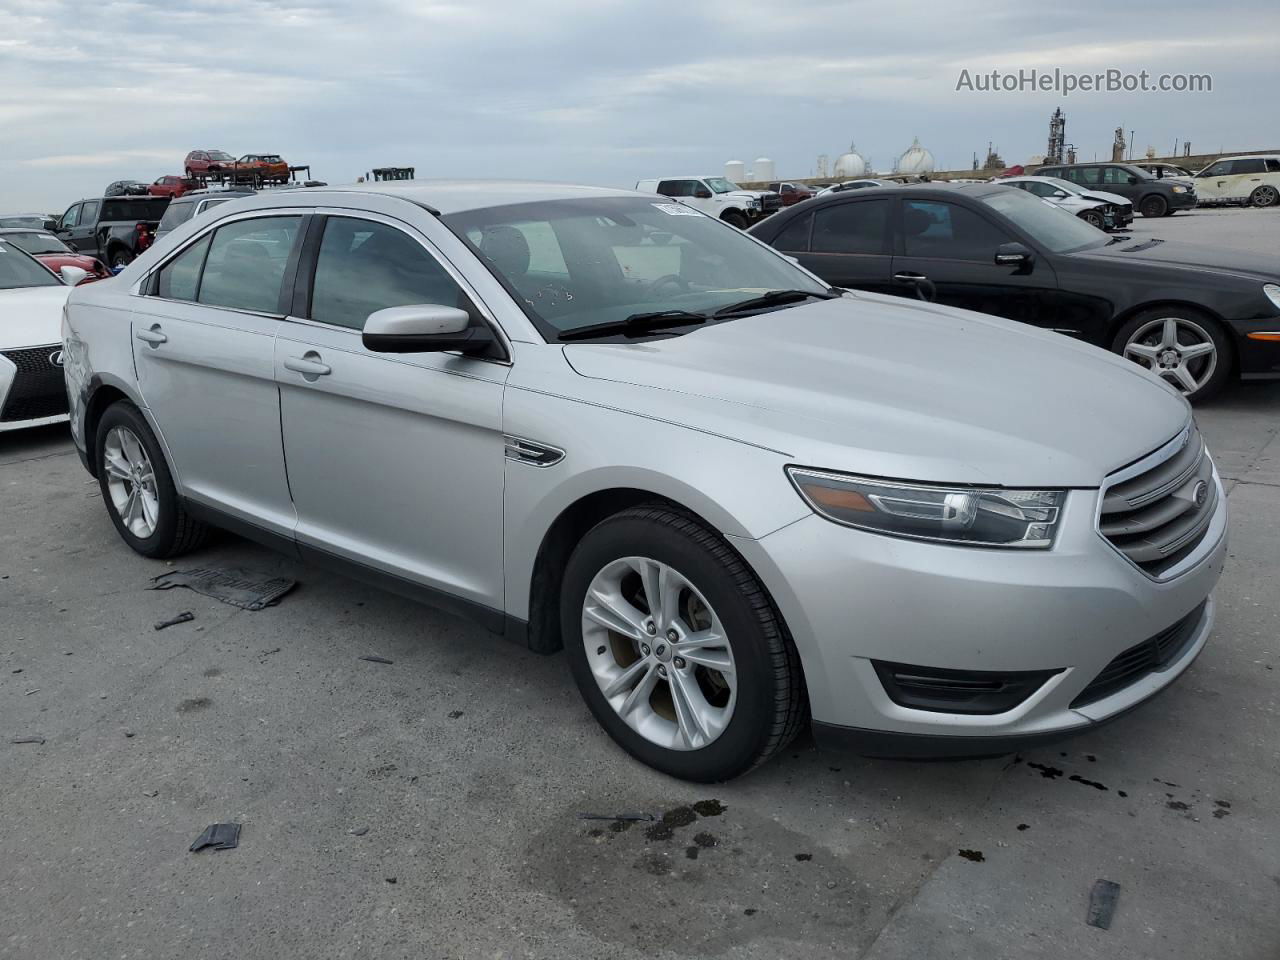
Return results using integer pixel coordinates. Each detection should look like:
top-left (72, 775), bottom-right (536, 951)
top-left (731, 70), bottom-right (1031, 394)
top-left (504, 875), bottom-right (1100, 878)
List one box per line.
top-left (56, 195), bottom-right (172, 269)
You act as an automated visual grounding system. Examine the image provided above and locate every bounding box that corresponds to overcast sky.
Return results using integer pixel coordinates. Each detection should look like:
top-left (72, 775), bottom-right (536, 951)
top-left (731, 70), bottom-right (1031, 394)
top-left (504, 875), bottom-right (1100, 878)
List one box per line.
top-left (1, 0), bottom-right (1276, 214)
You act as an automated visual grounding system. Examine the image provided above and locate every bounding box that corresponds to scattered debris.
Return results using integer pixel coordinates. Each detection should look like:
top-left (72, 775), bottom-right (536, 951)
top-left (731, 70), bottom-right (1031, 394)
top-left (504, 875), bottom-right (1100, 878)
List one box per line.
top-left (189, 822), bottom-right (241, 852)
top-left (1016, 824), bottom-right (1030, 831)
top-left (692, 832), bottom-right (718, 848)
top-left (154, 611), bottom-right (195, 631)
top-left (385, 877), bottom-right (397, 884)
top-left (358, 655), bottom-right (394, 665)
top-left (577, 812), bottom-right (655, 822)
top-left (142, 790), bottom-right (159, 798)
top-left (11, 736), bottom-right (45, 745)
top-left (151, 567), bottom-right (297, 611)
top-left (744, 908), bottom-right (758, 917)
top-left (11, 668), bottom-right (22, 674)
top-left (1086, 879), bottom-right (1121, 929)
top-left (1166, 800), bottom-right (1190, 811)
top-left (1118, 790), bottom-right (1128, 798)
top-left (692, 799), bottom-right (725, 817)
top-left (123, 730), bottom-right (135, 738)
top-left (1027, 761), bottom-right (1064, 779)
top-left (958, 849), bottom-right (985, 863)
top-left (447, 710), bottom-right (464, 719)
top-left (1069, 774), bottom-right (1109, 791)
top-left (259, 647), bottom-right (282, 658)
top-left (348, 826), bottom-right (370, 836)
top-left (177, 698), bottom-right (212, 714)
top-left (24, 689), bottom-right (39, 696)
top-left (794, 853), bottom-right (813, 862)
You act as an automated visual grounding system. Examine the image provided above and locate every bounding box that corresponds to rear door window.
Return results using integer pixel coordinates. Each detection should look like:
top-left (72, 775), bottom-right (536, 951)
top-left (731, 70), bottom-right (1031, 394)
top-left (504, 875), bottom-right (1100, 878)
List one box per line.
top-left (901, 200), bottom-right (1011, 261)
top-left (812, 199), bottom-right (891, 255)
top-left (157, 201), bottom-right (196, 232)
top-left (198, 216), bottom-right (302, 313)
top-left (1230, 158), bottom-right (1266, 175)
top-left (772, 211), bottom-right (814, 251)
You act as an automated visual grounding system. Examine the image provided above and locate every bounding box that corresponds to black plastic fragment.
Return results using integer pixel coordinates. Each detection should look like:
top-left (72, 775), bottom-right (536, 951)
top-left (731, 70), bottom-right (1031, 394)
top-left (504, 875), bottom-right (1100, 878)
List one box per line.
top-left (154, 611), bottom-right (195, 631)
top-left (577, 812), bottom-right (656, 822)
top-left (1086, 879), bottom-right (1121, 929)
top-left (359, 655), bottom-right (394, 665)
top-left (189, 822), bottom-right (241, 852)
top-left (11, 736), bottom-right (45, 745)
top-left (151, 567), bottom-right (296, 611)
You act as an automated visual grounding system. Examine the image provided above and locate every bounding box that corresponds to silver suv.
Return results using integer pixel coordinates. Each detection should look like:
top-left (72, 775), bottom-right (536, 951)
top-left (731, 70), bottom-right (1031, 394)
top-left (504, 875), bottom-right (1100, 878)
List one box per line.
top-left (62, 181), bottom-right (1227, 780)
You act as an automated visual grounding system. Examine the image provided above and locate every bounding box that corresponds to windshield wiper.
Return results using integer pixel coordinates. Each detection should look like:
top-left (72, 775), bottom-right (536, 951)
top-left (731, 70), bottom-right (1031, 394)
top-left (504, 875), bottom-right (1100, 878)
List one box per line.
top-left (558, 309), bottom-right (709, 342)
top-left (712, 288), bottom-right (841, 317)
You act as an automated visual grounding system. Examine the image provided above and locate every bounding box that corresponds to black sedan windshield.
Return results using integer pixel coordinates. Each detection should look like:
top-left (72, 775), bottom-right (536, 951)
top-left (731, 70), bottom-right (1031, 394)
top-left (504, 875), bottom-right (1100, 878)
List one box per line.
top-left (978, 188), bottom-right (1108, 254)
top-left (4, 231), bottom-right (71, 255)
top-left (445, 197), bottom-right (828, 339)
top-left (0, 239), bottom-right (60, 289)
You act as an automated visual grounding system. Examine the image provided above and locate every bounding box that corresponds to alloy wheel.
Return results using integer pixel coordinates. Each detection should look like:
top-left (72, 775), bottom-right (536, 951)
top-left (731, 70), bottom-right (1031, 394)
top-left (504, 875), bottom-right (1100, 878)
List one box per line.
top-left (581, 556), bottom-right (737, 751)
top-left (103, 426), bottom-right (160, 538)
top-left (1252, 185), bottom-right (1279, 208)
top-left (1122, 316), bottom-right (1218, 396)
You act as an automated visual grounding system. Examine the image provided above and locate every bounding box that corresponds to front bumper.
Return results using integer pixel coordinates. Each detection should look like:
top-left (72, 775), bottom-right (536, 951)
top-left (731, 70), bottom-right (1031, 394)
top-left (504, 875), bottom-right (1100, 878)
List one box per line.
top-left (1169, 191), bottom-right (1198, 211)
top-left (729, 477), bottom-right (1227, 754)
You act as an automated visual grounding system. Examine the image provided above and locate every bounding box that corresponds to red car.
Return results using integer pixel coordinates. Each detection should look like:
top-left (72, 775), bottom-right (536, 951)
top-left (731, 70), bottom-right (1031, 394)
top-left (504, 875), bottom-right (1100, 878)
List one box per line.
top-left (229, 153), bottom-right (291, 184)
top-left (148, 175), bottom-right (200, 198)
top-left (0, 228), bottom-right (109, 282)
top-left (767, 181), bottom-right (816, 206)
top-left (184, 149), bottom-right (236, 177)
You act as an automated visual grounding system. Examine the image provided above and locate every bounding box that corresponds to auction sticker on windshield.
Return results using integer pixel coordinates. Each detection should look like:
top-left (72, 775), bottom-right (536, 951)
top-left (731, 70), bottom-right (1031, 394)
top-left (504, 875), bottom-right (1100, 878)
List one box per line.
top-left (652, 203), bottom-right (702, 216)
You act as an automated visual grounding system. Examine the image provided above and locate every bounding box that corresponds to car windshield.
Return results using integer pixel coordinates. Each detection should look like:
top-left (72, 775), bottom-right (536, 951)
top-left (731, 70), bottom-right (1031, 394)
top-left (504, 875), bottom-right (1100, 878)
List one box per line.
top-left (4, 232), bottom-right (71, 255)
top-left (704, 178), bottom-right (740, 194)
top-left (977, 187), bottom-right (1107, 254)
top-left (444, 196), bottom-right (829, 340)
top-left (209, 151), bottom-right (234, 161)
top-left (0, 239), bottom-right (61, 289)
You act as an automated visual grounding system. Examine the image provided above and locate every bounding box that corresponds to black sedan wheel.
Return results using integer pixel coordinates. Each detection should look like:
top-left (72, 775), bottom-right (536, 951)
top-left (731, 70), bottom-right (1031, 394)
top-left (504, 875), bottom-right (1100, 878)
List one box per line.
top-left (1139, 194), bottom-right (1168, 218)
top-left (1114, 309), bottom-right (1232, 402)
top-left (1250, 185), bottom-right (1279, 208)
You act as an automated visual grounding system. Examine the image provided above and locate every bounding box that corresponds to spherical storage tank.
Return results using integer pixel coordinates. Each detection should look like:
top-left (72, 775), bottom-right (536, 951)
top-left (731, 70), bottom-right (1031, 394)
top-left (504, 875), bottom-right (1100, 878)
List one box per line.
top-left (897, 137), bottom-right (935, 175)
top-left (753, 157), bottom-right (775, 182)
top-left (724, 160), bottom-right (746, 182)
top-left (833, 144), bottom-right (867, 178)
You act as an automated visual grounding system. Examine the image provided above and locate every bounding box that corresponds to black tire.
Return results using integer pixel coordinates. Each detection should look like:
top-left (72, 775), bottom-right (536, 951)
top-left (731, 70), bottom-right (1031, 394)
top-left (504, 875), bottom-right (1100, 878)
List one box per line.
top-left (1139, 194), bottom-right (1168, 218)
top-left (561, 503), bottom-right (806, 782)
top-left (108, 247), bottom-right (134, 269)
top-left (1249, 185), bottom-right (1279, 208)
top-left (95, 401), bottom-right (208, 558)
top-left (721, 210), bottom-right (748, 230)
top-left (1111, 307), bottom-right (1233, 403)
top-left (1080, 209), bottom-right (1105, 229)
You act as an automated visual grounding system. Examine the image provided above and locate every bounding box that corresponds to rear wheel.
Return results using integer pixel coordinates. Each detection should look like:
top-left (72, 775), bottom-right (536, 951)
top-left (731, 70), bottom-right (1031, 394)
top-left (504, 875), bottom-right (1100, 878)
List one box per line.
top-left (1113, 308), bottom-right (1233, 403)
top-left (1139, 194), bottom-right (1168, 218)
top-left (562, 504), bottom-right (806, 781)
top-left (1249, 184), bottom-right (1279, 208)
top-left (107, 247), bottom-right (134, 270)
top-left (721, 210), bottom-right (748, 230)
top-left (95, 402), bottom-right (208, 558)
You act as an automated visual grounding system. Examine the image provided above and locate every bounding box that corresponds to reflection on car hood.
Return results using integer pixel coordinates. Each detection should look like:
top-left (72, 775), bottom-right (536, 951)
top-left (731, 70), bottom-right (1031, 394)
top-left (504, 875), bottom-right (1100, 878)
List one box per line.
top-left (562, 293), bottom-right (1187, 487)
top-left (0, 285), bottom-right (71, 351)
top-left (1073, 238), bottom-right (1280, 282)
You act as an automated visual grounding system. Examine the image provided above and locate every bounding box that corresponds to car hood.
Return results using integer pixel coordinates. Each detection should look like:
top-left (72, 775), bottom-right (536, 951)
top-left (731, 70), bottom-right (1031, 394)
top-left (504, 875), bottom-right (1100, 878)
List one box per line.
top-left (0, 285), bottom-right (71, 351)
top-left (561, 294), bottom-right (1188, 487)
top-left (727, 190), bottom-right (773, 201)
top-left (1072, 238), bottom-right (1279, 282)
top-left (1079, 190), bottom-right (1130, 206)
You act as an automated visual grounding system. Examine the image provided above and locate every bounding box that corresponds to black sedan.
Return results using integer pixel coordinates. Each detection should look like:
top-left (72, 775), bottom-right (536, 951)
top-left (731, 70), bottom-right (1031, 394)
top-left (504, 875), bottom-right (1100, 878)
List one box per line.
top-left (749, 184), bottom-right (1280, 402)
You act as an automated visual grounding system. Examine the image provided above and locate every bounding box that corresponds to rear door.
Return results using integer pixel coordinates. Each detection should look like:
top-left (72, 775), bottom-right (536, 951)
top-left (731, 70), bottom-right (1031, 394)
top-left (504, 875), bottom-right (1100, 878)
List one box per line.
top-left (1100, 166), bottom-right (1141, 202)
top-left (62, 201), bottom-right (99, 253)
top-left (275, 211), bottom-right (510, 612)
top-left (131, 212), bottom-right (302, 534)
top-left (782, 197), bottom-right (894, 293)
top-left (890, 197), bottom-right (1060, 328)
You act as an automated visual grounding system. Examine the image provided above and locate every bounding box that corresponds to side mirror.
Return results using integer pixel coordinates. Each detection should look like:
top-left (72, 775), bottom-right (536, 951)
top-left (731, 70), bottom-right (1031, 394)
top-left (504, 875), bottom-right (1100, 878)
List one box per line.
top-left (60, 265), bottom-right (89, 286)
top-left (362, 304), bottom-right (492, 355)
top-left (994, 242), bottom-right (1034, 269)
top-left (1051, 190), bottom-right (1069, 199)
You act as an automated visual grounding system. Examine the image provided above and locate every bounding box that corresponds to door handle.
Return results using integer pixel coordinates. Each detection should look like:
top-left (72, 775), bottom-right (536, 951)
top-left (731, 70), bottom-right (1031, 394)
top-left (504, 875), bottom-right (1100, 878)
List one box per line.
top-left (135, 325), bottom-right (167, 346)
top-left (893, 272), bottom-right (927, 282)
top-left (284, 353), bottom-right (331, 377)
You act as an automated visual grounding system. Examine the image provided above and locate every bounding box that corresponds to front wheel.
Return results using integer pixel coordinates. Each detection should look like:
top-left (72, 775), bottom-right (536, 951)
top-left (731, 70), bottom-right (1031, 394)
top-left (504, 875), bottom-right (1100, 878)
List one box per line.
top-left (1139, 194), bottom-right (1168, 218)
top-left (720, 210), bottom-right (748, 230)
top-left (561, 504), bottom-right (806, 781)
top-left (1113, 309), bottom-right (1233, 403)
top-left (1250, 185), bottom-right (1279, 208)
top-left (1080, 209), bottom-right (1105, 229)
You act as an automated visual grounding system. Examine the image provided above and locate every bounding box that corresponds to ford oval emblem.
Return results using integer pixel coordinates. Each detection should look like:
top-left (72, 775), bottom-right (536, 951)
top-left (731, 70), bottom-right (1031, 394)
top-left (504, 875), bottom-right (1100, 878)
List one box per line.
top-left (1193, 480), bottom-right (1208, 507)
top-left (49, 350), bottom-right (65, 367)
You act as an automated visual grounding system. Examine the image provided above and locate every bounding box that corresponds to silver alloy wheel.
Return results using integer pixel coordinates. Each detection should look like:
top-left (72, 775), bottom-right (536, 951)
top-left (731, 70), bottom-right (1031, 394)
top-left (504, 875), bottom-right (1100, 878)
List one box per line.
top-left (581, 556), bottom-right (737, 751)
top-left (1122, 316), bottom-right (1218, 395)
top-left (103, 426), bottom-right (160, 539)
top-left (1252, 185), bottom-right (1279, 208)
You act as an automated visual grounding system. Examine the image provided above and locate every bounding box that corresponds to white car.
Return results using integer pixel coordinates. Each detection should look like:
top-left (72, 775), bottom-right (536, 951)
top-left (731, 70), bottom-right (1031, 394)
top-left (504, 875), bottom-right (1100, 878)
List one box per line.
top-left (0, 237), bottom-right (85, 431)
top-left (816, 179), bottom-right (888, 196)
top-left (634, 176), bottom-right (781, 228)
top-left (1192, 155), bottom-right (1280, 207)
top-left (1000, 176), bottom-right (1134, 229)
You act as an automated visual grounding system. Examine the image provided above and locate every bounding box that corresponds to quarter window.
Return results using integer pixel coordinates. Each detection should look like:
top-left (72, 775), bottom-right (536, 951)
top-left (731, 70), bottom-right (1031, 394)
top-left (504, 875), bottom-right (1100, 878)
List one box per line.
top-left (1266, 159), bottom-right (1280, 173)
top-left (156, 234), bottom-right (211, 301)
top-left (812, 199), bottom-right (890, 255)
top-left (902, 200), bottom-right (1011, 261)
top-left (1230, 158), bottom-right (1266, 175)
top-left (309, 217), bottom-right (471, 331)
top-left (198, 216), bottom-right (301, 313)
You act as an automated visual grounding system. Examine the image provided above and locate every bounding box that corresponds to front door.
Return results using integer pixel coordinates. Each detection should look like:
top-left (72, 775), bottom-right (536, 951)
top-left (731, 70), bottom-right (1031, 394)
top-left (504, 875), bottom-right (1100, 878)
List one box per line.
top-left (275, 213), bottom-right (510, 612)
top-left (782, 196), bottom-right (895, 294)
top-left (890, 197), bottom-right (1060, 329)
top-left (131, 213), bottom-right (301, 534)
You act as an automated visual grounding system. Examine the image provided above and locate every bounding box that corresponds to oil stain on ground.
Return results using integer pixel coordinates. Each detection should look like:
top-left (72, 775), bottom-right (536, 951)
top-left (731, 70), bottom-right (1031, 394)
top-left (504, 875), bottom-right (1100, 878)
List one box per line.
top-left (176, 697), bottom-right (212, 713)
top-left (522, 799), bottom-right (879, 958)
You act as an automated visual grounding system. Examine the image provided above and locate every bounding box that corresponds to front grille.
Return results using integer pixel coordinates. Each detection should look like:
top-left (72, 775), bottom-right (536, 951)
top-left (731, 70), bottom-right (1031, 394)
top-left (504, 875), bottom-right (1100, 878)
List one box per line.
top-left (760, 194), bottom-right (782, 213)
top-left (1098, 425), bottom-right (1216, 579)
top-left (1, 345), bottom-right (69, 423)
top-left (1070, 600), bottom-right (1206, 708)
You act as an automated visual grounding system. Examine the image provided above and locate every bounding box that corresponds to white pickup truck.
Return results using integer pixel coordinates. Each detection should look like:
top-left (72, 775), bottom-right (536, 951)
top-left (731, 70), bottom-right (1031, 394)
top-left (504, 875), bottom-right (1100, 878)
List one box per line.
top-left (634, 176), bottom-right (781, 228)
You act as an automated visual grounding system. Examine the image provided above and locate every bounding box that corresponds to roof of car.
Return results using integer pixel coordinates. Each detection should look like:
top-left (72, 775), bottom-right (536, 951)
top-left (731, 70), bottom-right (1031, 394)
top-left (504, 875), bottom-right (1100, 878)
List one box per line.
top-left (297, 180), bottom-right (641, 215)
top-left (0, 227), bottom-right (51, 235)
top-left (1218, 154), bottom-right (1279, 161)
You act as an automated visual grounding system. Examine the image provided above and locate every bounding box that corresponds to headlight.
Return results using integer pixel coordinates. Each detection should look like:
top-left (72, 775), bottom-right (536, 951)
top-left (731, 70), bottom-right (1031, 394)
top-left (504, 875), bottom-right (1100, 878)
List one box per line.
top-left (787, 467), bottom-right (1065, 548)
top-left (747, 198), bottom-right (761, 209)
top-left (1171, 186), bottom-right (1188, 194)
top-left (1264, 283), bottom-right (1280, 311)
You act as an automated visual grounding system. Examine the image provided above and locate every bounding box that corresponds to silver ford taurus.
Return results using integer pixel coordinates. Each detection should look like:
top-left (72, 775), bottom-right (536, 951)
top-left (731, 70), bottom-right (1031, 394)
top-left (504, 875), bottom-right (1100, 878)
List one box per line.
top-left (62, 181), bottom-right (1227, 780)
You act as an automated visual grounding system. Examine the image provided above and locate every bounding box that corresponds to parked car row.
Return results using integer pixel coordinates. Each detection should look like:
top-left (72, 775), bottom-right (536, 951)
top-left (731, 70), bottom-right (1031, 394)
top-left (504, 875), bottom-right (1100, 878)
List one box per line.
top-left (51, 180), bottom-right (1241, 781)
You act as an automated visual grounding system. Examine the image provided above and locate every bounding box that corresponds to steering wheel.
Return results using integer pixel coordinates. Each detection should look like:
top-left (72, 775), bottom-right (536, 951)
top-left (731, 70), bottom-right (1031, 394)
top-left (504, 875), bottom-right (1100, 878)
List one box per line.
top-left (644, 274), bottom-right (691, 299)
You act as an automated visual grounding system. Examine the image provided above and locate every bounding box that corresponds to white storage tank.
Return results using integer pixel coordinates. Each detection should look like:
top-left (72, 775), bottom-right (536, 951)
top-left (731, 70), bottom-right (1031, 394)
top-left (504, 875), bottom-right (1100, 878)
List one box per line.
top-left (724, 160), bottom-right (746, 183)
top-left (753, 157), bottom-right (775, 182)
top-left (833, 144), bottom-right (867, 178)
top-left (897, 138), bottom-right (935, 175)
